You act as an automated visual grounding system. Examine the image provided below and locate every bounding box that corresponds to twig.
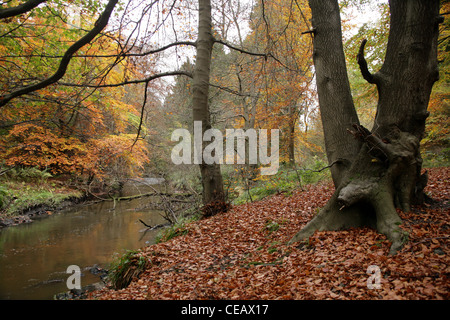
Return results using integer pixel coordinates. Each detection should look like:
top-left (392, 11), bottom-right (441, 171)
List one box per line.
top-left (301, 28), bottom-right (316, 35)
top-left (409, 236), bottom-right (450, 248)
top-left (139, 219), bottom-right (152, 228)
top-left (0, 166), bottom-right (16, 176)
top-left (138, 219), bottom-right (167, 231)
top-left (295, 159), bottom-right (344, 174)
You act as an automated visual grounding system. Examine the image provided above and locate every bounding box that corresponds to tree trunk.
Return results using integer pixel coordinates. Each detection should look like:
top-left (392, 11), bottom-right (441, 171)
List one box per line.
top-left (288, 105), bottom-right (297, 165)
top-left (193, 0), bottom-right (225, 207)
top-left (306, 0), bottom-right (362, 186)
top-left (289, 0), bottom-right (440, 254)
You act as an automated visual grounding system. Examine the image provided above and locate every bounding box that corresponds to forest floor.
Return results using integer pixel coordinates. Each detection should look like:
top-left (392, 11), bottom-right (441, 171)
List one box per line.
top-left (90, 167), bottom-right (449, 300)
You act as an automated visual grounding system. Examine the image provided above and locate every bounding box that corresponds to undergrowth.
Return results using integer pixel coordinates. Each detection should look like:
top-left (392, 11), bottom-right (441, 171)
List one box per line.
top-left (154, 216), bottom-right (197, 244)
top-left (228, 157), bottom-right (331, 205)
top-left (0, 165), bottom-right (82, 216)
top-left (107, 250), bottom-right (149, 290)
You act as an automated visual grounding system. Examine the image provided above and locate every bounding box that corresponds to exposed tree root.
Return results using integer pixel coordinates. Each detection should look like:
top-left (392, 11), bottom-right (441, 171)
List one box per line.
top-left (289, 128), bottom-right (422, 255)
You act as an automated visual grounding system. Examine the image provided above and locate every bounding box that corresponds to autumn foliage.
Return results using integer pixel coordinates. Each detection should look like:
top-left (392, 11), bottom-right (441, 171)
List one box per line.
top-left (0, 10), bottom-right (150, 182)
top-left (91, 167), bottom-right (449, 300)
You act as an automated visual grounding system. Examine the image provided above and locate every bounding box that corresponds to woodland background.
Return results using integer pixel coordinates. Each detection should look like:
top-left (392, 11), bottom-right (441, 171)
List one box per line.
top-left (0, 0), bottom-right (447, 215)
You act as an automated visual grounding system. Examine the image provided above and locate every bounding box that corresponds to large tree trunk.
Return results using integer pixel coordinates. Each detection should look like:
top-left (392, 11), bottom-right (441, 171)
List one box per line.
top-left (305, 0), bottom-right (362, 186)
top-left (193, 0), bottom-right (225, 207)
top-left (289, 0), bottom-right (440, 254)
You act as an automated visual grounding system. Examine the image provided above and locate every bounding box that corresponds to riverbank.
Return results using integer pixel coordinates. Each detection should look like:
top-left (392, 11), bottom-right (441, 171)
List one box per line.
top-left (0, 193), bottom-right (86, 228)
top-left (0, 175), bottom-right (87, 228)
top-left (90, 167), bottom-right (449, 300)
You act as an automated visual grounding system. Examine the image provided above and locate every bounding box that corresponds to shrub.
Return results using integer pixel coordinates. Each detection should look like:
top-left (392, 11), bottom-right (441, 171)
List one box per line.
top-left (0, 185), bottom-right (8, 209)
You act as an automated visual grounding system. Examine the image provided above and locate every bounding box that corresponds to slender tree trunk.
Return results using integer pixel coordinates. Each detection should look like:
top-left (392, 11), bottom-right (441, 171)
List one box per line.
top-left (288, 105), bottom-right (297, 165)
top-left (289, 0), bottom-right (440, 254)
top-left (193, 0), bottom-right (225, 207)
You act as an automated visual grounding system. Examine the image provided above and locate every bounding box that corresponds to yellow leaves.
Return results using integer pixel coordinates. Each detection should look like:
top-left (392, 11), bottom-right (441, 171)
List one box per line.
top-left (89, 134), bottom-right (150, 178)
top-left (0, 2), bottom-right (157, 181)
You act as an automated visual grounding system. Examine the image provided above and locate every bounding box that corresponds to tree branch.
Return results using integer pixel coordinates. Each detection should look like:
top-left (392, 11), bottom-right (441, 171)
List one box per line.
top-left (0, 0), bottom-right (46, 19)
top-left (356, 39), bottom-right (379, 85)
top-left (1, 41), bottom-right (197, 60)
top-left (0, 0), bottom-right (119, 107)
top-left (59, 70), bottom-right (193, 88)
top-left (214, 39), bottom-right (268, 58)
top-left (130, 81), bottom-right (150, 149)
top-left (131, 41), bottom-right (197, 57)
top-left (214, 38), bottom-right (305, 73)
top-left (208, 82), bottom-right (257, 97)
top-left (347, 123), bottom-right (389, 162)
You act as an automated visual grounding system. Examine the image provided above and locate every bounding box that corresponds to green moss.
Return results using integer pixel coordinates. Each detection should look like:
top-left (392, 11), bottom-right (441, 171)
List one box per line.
top-left (0, 182), bottom-right (82, 216)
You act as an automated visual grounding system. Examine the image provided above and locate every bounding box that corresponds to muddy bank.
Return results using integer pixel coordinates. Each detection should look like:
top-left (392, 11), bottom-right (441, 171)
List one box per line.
top-left (0, 194), bottom-right (90, 229)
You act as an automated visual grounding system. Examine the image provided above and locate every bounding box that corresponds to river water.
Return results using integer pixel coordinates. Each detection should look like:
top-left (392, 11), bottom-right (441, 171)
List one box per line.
top-left (0, 178), bottom-right (167, 300)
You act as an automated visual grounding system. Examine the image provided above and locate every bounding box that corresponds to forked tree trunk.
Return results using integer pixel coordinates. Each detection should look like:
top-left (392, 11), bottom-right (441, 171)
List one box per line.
top-left (289, 0), bottom-right (440, 254)
top-left (193, 0), bottom-right (225, 207)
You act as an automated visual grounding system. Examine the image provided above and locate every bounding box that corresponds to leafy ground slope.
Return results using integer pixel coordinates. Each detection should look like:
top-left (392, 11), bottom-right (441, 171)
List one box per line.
top-left (91, 167), bottom-right (449, 300)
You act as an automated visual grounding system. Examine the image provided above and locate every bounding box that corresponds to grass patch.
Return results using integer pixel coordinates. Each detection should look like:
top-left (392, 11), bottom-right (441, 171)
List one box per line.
top-left (107, 250), bottom-right (149, 290)
top-left (155, 216), bottom-right (198, 244)
top-left (229, 157), bottom-right (331, 205)
top-left (264, 219), bottom-right (280, 233)
top-left (422, 148), bottom-right (450, 168)
top-left (0, 166), bottom-right (83, 216)
top-left (0, 181), bottom-right (82, 216)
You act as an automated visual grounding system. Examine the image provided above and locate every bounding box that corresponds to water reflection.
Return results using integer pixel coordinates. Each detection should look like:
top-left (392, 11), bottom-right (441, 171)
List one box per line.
top-left (0, 182), bottom-right (166, 300)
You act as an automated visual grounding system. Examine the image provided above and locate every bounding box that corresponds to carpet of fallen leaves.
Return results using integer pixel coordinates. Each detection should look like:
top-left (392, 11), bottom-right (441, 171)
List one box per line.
top-left (90, 167), bottom-right (449, 300)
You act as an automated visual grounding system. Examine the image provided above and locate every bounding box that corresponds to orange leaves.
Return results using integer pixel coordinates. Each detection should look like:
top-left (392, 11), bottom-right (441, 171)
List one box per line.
top-left (90, 167), bottom-right (449, 300)
top-left (89, 134), bottom-right (149, 179)
top-left (0, 123), bottom-right (150, 179)
top-left (0, 7), bottom-right (156, 182)
top-left (1, 123), bottom-right (89, 174)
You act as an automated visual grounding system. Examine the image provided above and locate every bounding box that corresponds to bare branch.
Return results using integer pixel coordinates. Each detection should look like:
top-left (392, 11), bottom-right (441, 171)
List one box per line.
top-left (214, 39), bottom-right (268, 58)
top-left (0, 0), bottom-right (119, 107)
top-left (208, 81), bottom-right (257, 98)
top-left (347, 123), bottom-right (389, 162)
top-left (1, 41), bottom-right (197, 60)
top-left (301, 28), bottom-right (316, 35)
top-left (130, 81), bottom-right (150, 149)
top-left (59, 70), bottom-right (193, 88)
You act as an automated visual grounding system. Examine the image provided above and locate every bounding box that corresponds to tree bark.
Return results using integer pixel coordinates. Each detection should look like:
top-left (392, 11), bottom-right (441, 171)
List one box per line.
top-left (193, 0), bottom-right (225, 207)
top-left (307, 0), bottom-right (361, 186)
top-left (289, 0), bottom-right (440, 254)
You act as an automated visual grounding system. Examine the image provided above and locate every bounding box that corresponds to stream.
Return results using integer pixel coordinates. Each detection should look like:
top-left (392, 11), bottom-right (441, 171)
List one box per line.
top-left (0, 178), bottom-right (167, 300)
